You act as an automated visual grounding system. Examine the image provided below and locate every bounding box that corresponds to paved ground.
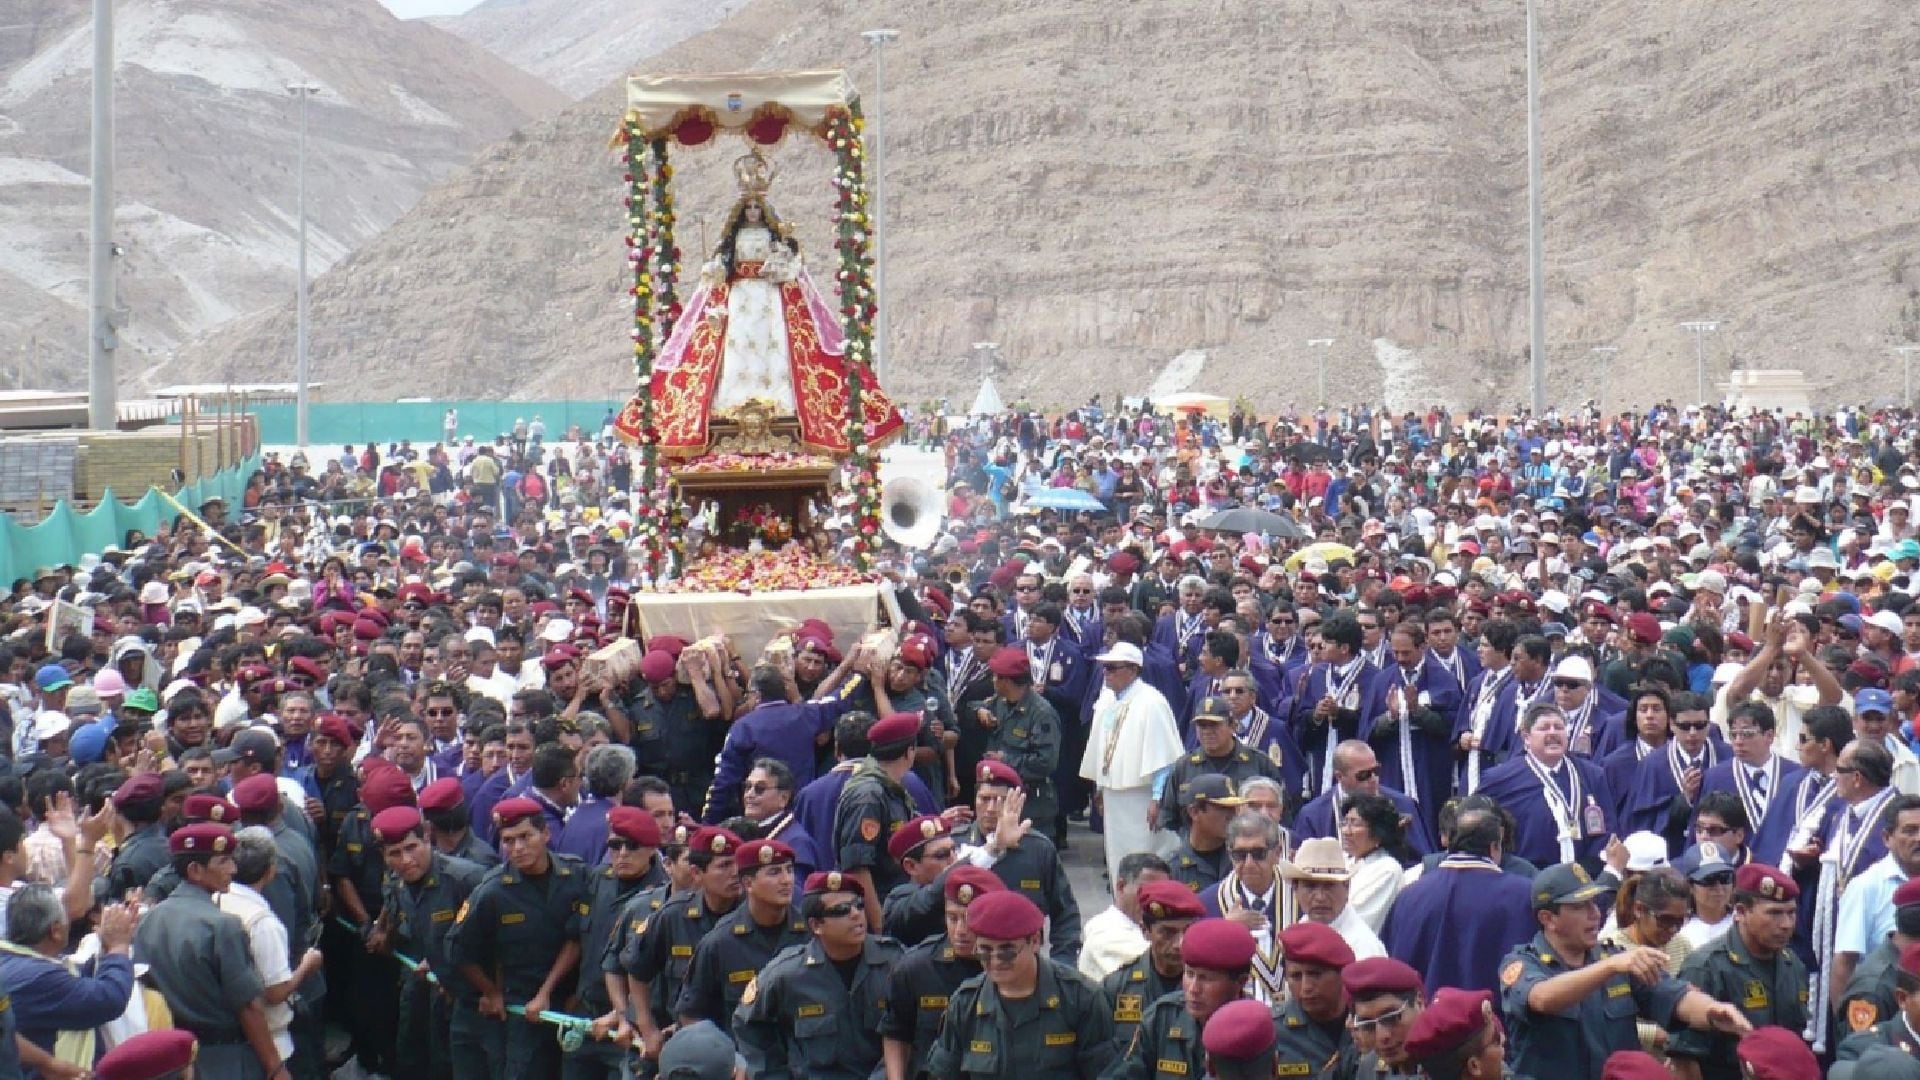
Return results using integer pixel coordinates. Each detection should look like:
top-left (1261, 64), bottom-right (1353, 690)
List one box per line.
top-left (1060, 821), bottom-right (1115, 922)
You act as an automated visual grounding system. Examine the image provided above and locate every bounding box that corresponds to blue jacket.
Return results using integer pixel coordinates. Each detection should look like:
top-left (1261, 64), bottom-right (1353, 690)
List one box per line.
top-left (0, 949), bottom-right (134, 1067)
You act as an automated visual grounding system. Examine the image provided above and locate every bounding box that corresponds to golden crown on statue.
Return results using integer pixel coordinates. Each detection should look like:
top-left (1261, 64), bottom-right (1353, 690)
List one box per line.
top-left (734, 149), bottom-right (776, 196)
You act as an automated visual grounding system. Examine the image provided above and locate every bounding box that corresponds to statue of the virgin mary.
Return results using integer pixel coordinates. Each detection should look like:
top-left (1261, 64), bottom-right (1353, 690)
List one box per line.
top-left (648, 150), bottom-right (904, 457)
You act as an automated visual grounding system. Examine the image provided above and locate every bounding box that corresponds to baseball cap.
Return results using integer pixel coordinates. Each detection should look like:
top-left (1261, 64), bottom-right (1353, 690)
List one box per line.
top-left (659, 1020), bottom-right (745, 1080)
top-left (33, 665), bottom-right (73, 693)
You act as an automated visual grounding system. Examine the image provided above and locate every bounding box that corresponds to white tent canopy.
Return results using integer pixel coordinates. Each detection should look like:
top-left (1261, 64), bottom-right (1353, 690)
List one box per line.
top-left (969, 378), bottom-right (1004, 417)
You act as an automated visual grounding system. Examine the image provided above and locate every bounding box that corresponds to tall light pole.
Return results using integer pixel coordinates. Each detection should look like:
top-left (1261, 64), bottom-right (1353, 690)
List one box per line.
top-left (1889, 343), bottom-right (1920, 403)
top-left (1525, 0), bottom-right (1547, 415)
top-left (1589, 346), bottom-right (1617, 413)
top-left (862, 28), bottom-right (900, 385)
top-left (87, 0), bottom-right (116, 430)
top-left (1679, 321), bottom-right (1719, 405)
top-left (971, 341), bottom-right (998, 385)
top-left (287, 82), bottom-right (321, 447)
top-left (1307, 338), bottom-right (1335, 407)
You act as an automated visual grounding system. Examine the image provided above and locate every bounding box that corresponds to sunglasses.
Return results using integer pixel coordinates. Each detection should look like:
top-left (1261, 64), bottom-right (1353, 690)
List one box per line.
top-left (605, 839), bottom-right (643, 853)
top-left (1696, 872), bottom-right (1735, 888)
top-left (1351, 1004), bottom-right (1411, 1034)
top-left (1222, 686), bottom-right (1254, 695)
top-left (977, 943), bottom-right (1026, 964)
top-left (1673, 720), bottom-right (1711, 732)
top-left (1229, 847), bottom-right (1270, 863)
top-left (1270, 618), bottom-right (1295, 626)
top-left (423, 707), bottom-right (458, 718)
top-left (1835, 765), bottom-right (1860, 775)
top-left (1551, 679), bottom-right (1588, 691)
top-left (1728, 729), bottom-right (1764, 740)
top-left (1349, 768), bottom-right (1379, 783)
top-left (816, 901), bottom-right (860, 920)
top-left (1696, 823), bottom-right (1733, 837)
top-left (746, 782), bottom-right (776, 795)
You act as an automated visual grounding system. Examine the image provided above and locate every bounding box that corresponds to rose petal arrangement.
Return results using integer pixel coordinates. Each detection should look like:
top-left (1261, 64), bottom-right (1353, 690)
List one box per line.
top-left (655, 548), bottom-right (873, 594)
top-left (677, 451), bottom-right (834, 473)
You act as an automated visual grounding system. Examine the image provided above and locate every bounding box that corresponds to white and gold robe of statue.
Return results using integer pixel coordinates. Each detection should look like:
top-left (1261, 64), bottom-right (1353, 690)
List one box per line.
top-left (1080, 676), bottom-right (1185, 883)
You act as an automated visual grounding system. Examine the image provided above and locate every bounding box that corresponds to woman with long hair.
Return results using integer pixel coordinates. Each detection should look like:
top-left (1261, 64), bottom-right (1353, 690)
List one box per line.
top-left (1339, 792), bottom-right (1414, 933)
top-left (1600, 868), bottom-right (1694, 1057)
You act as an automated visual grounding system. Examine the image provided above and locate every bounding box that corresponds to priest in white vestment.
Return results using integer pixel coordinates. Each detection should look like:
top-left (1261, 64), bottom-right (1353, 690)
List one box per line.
top-left (1080, 643), bottom-right (1186, 883)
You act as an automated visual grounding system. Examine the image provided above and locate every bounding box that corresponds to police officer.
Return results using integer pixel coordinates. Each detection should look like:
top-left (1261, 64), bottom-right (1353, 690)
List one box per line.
top-left (881, 814), bottom-right (961, 947)
top-left (106, 774), bottom-right (169, 897)
top-left (420, 776), bottom-right (502, 869)
top-left (329, 764), bottom-right (417, 1077)
top-left (1666, 863), bottom-right (1808, 1079)
top-left (620, 826), bottom-right (742, 1065)
top-left (677, 838), bottom-right (809, 1034)
top-left (733, 869), bottom-right (906, 1078)
top-left (1839, 878), bottom-right (1920, 1038)
top-left (956, 760), bottom-right (1083, 963)
top-left (1156, 695), bottom-right (1287, 832)
top-left (134, 822), bottom-right (286, 1079)
top-left (303, 713), bottom-right (361, 863)
top-left (926, 891), bottom-right (1116, 1079)
top-left (1837, 942), bottom-right (1920, 1061)
top-left (977, 645), bottom-right (1060, 827)
top-left (1271, 921), bottom-right (1356, 1075)
top-left (445, 795), bottom-right (593, 1079)
top-left (142, 793), bottom-right (240, 902)
top-left (1201, 998), bottom-right (1283, 1080)
top-left (1342, 958), bottom-right (1426, 1080)
top-left (568, 806), bottom-right (665, 1080)
top-left (617, 649), bottom-right (720, 815)
top-left (881, 866), bottom-right (1002, 1080)
top-left (1108, 918), bottom-right (1258, 1080)
top-left (1167, 774), bottom-right (1244, 893)
top-left (1102, 881), bottom-right (1204, 1046)
top-left (370, 805), bottom-right (487, 1080)
top-left (1400, 988), bottom-right (1512, 1080)
top-left (833, 712), bottom-right (922, 930)
top-left (1500, 862), bottom-right (1751, 1080)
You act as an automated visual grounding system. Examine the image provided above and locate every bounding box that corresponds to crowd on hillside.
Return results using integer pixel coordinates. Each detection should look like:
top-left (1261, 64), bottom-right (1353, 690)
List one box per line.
top-left (0, 398), bottom-right (1916, 1079)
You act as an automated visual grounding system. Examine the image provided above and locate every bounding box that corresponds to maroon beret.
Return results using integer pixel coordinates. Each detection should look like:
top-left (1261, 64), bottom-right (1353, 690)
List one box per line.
top-left (234, 664), bottom-right (274, 687)
top-left (1733, 1026), bottom-right (1820, 1080)
top-left (540, 647), bottom-right (579, 671)
top-left (314, 714), bottom-right (358, 749)
top-left (896, 634), bottom-right (937, 670)
top-left (606, 805), bottom-right (661, 848)
top-left (417, 777), bottom-right (466, 815)
top-left (1734, 863), bottom-right (1800, 903)
top-left (112, 773), bottom-right (165, 809)
top-left (370, 806), bottom-right (424, 845)
top-left (287, 656), bottom-right (328, 683)
top-left (944, 866), bottom-right (1004, 906)
top-left (1136, 880), bottom-right (1205, 924)
top-left (361, 608), bottom-right (391, 628)
top-left (95, 1029), bottom-right (199, 1080)
top-left (649, 634), bottom-right (689, 657)
top-left (1603, 1051), bottom-right (1676, 1080)
top-left (886, 815), bottom-right (949, 863)
top-left (639, 650), bottom-right (676, 684)
top-left (987, 647), bottom-right (1031, 679)
top-left (1896, 879), bottom-right (1920, 911)
top-left (168, 822), bottom-right (235, 856)
top-left (361, 766), bottom-right (418, 815)
top-left (803, 869), bottom-right (857, 895)
top-left (230, 773), bottom-right (281, 815)
top-left (182, 794), bottom-right (239, 824)
top-left (352, 618), bottom-right (384, 641)
top-left (867, 712), bottom-right (920, 751)
top-left (735, 839), bottom-right (796, 870)
top-left (689, 827), bottom-right (741, 858)
top-left (1202, 998), bottom-right (1279, 1063)
top-left (1180, 918), bottom-right (1257, 971)
top-left (1108, 551), bottom-right (1140, 575)
top-left (975, 760), bottom-right (1023, 790)
top-left (1403, 988), bottom-right (1500, 1065)
top-left (966, 890), bottom-right (1044, 941)
top-left (1278, 920), bottom-right (1355, 970)
top-left (1342, 957), bottom-right (1423, 999)
top-left (490, 796), bottom-right (545, 831)
top-left (1727, 632), bottom-right (1756, 652)
top-left (1625, 612), bottom-right (1662, 645)
top-left (922, 587), bottom-right (953, 617)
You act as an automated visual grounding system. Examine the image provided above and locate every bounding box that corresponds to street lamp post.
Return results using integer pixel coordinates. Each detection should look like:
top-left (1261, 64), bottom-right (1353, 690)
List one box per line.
top-left (1895, 345), bottom-right (1920, 406)
top-left (972, 341), bottom-right (998, 385)
top-left (1525, 0), bottom-right (1547, 415)
top-left (1589, 346), bottom-right (1617, 413)
top-left (1679, 321), bottom-right (1719, 405)
top-left (287, 82), bottom-right (321, 448)
top-left (88, 0), bottom-right (116, 430)
top-left (1307, 339), bottom-right (1334, 407)
top-left (862, 28), bottom-right (900, 385)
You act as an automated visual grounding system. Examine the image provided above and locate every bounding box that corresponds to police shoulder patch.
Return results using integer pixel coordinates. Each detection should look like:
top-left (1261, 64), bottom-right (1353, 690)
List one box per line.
top-left (1500, 960), bottom-right (1524, 988)
top-left (860, 818), bottom-right (881, 842)
top-left (1849, 999), bottom-right (1877, 1032)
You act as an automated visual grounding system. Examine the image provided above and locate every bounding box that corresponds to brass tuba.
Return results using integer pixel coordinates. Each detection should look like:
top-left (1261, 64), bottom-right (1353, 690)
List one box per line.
top-left (880, 476), bottom-right (944, 550)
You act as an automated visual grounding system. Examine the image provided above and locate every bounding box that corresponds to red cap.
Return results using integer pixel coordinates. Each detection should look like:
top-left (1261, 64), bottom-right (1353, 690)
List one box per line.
top-left (886, 815), bottom-right (950, 862)
top-left (361, 767), bottom-right (418, 815)
top-left (966, 890), bottom-right (1044, 941)
top-left (168, 822), bottom-right (236, 856)
top-left (182, 794), bottom-right (239, 824)
top-left (287, 656), bottom-right (327, 683)
top-left (1179, 918), bottom-right (1258, 971)
top-left (867, 712), bottom-right (921, 751)
top-left (491, 797), bottom-right (545, 830)
top-left (689, 827), bottom-right (741, 858)
top-left (314, 714), bottom-right (358, 749)
top-left (987, 647), bottom-right (1031, 679)
top-left (1278, 921), bottom-right (1355, 969)
top-left (975, 760), bottom-right (1023, 791)
top-left (639, 650), bottom-right (676, 684)
top-left (648, 634), bottom-right (688, 657)
top-left (540, 646), bottom-right (580, 671)
top-left (1202, 998), bottom-right (1279, 1062)
top-left (1602, 1051), bottom-right (1672, 1080)
top-left (1727, 632), bottom-right (1756, 652)
top-left (371, 806), bottom-right (424, 845)
top-left (1733, 1026), bottom-right (1820, 1080)
top-left (1895, 879), bottom-right (1920, 911)
top-left (234, 664), bottom-right (274, 687)
top-left (417, 777), bottom-right (466, 815)
top-left (95, 1029), bottom-right (199, 1080)
top-left (230, 774), bottom-right (281, 815)
top-left (923, 588), bottom-right (953, 617)
top-left (397, 583), bottom-right (433, 606)
top-left (1582, 601), bottom-right (1617, 624)
top-left (1734, 863), bottom-right (1800, 903)
top-left (1342, 957), bottom-right (1423, 999)
top-left (804, 869), bottom-right (857, 895)
top-left (1625, 612), bottom-right (1662, 646)
top-left (1109, 552), bottom-right (1140, 575)
top-left (943, 866), bottom-right (1003, 906)
top-left (736, 839), bottom-right (796, 870)
top-left (896, 634), bottom-right (937, 670)
top-left (606, 805), bottom-right (661, 847)
top-left (112, 773), bottom-right (165, 809)
top-left (1136, 880), bottom-right (1205, 924)
top-left (1403, 988), bottom-right (1500, 1064)
top-left (352, 618), bottom-right (384, 641)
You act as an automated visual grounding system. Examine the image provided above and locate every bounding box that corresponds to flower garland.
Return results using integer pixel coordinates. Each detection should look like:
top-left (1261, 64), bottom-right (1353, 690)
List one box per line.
top-left (648, 136), bottom-right (682, 342)
top-left (622, 120), bottom-right (672, 579)
top-left (826, 104), bottom-right (882, 566)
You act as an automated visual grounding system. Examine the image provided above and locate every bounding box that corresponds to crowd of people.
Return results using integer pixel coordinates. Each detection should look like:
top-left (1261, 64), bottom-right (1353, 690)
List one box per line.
top-left (0, 398), bottom-right (1915, 1080)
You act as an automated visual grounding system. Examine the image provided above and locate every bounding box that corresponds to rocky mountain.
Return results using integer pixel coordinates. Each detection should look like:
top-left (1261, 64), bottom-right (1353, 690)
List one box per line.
top-left (434, 0), bottom-right (749, 98)
top-left (0, 0), bottom-right (564, 390)
top-left (166, 0), bottom-right (1920, 409)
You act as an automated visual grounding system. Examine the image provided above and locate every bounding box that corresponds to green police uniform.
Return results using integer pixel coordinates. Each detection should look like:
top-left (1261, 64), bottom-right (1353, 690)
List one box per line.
top-left (445, 828), bottom-right (503, 870)
top-left (444, 852), bottom-right (593, 1079)
top-left (1665, 931), bottom-right (1807, 1080)
top-left (623, 684), bottom-right (715, 814)
top-left (984, 690), bottom-right (1061, 825)
top-left (1101, 951), bottom-right (1179, 1047)
top-left (309, 764), bottom-right (360, 863)
top-left (1156, 744), bottom-right (1286, 832)
top-left (1839, 937), bottom-right (1902, 1037)
top-left (383, 851), bottom-right (487, 1080)
top-left (1104, 989), bottom-right (1214, 1080)
top-left (1271, 996), bottom-right (1352, 1078)
top-left (1500, 933), bottom-right (1692, 1080)
top-left (604, 883), bottom-right (678, 1035)
top-left (107, 822), bottom-right (169, 897)
top-left (1836, 1015), bottom-right (1920, 1060)
top-left (834, 762), bottom-right (916, 900)
top-left (952, 825), bottom-right (1084, 963)
top-left (331, 806), bottom-right (402, 1073)
top-left (675, 902), bottom-right (810, 1033)
top-left (925, 959), bottom-right (1117, 1079)
top-left (565, 865), bottom-right (662, 1080)
top-left (879, 934), bottom-right (981, 1079)
top-left (620, 889), bottom-right (739, 1045)
top-left (1166, 839), bottom-right (1228, 894)
top-left (733, 934), bottom-right (907, 1079)
top-left (134, 881), bottom-right (271, 1078)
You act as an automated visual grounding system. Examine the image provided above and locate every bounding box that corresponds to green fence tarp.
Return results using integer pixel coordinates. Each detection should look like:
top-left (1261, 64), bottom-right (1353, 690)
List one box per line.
top-left (251, 401), bottom-right (626, 447)
top-left (0, 454), bottom-right (261, 586)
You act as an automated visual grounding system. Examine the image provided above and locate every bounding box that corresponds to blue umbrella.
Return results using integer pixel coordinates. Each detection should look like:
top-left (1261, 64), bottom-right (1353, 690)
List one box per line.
top-left (1021, 488), bottom-right (1107, 513)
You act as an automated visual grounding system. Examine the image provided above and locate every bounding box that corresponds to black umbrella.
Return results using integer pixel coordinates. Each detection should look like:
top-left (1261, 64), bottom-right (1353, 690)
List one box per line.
top-left (1197, 507), bottom-right (1310, 540)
